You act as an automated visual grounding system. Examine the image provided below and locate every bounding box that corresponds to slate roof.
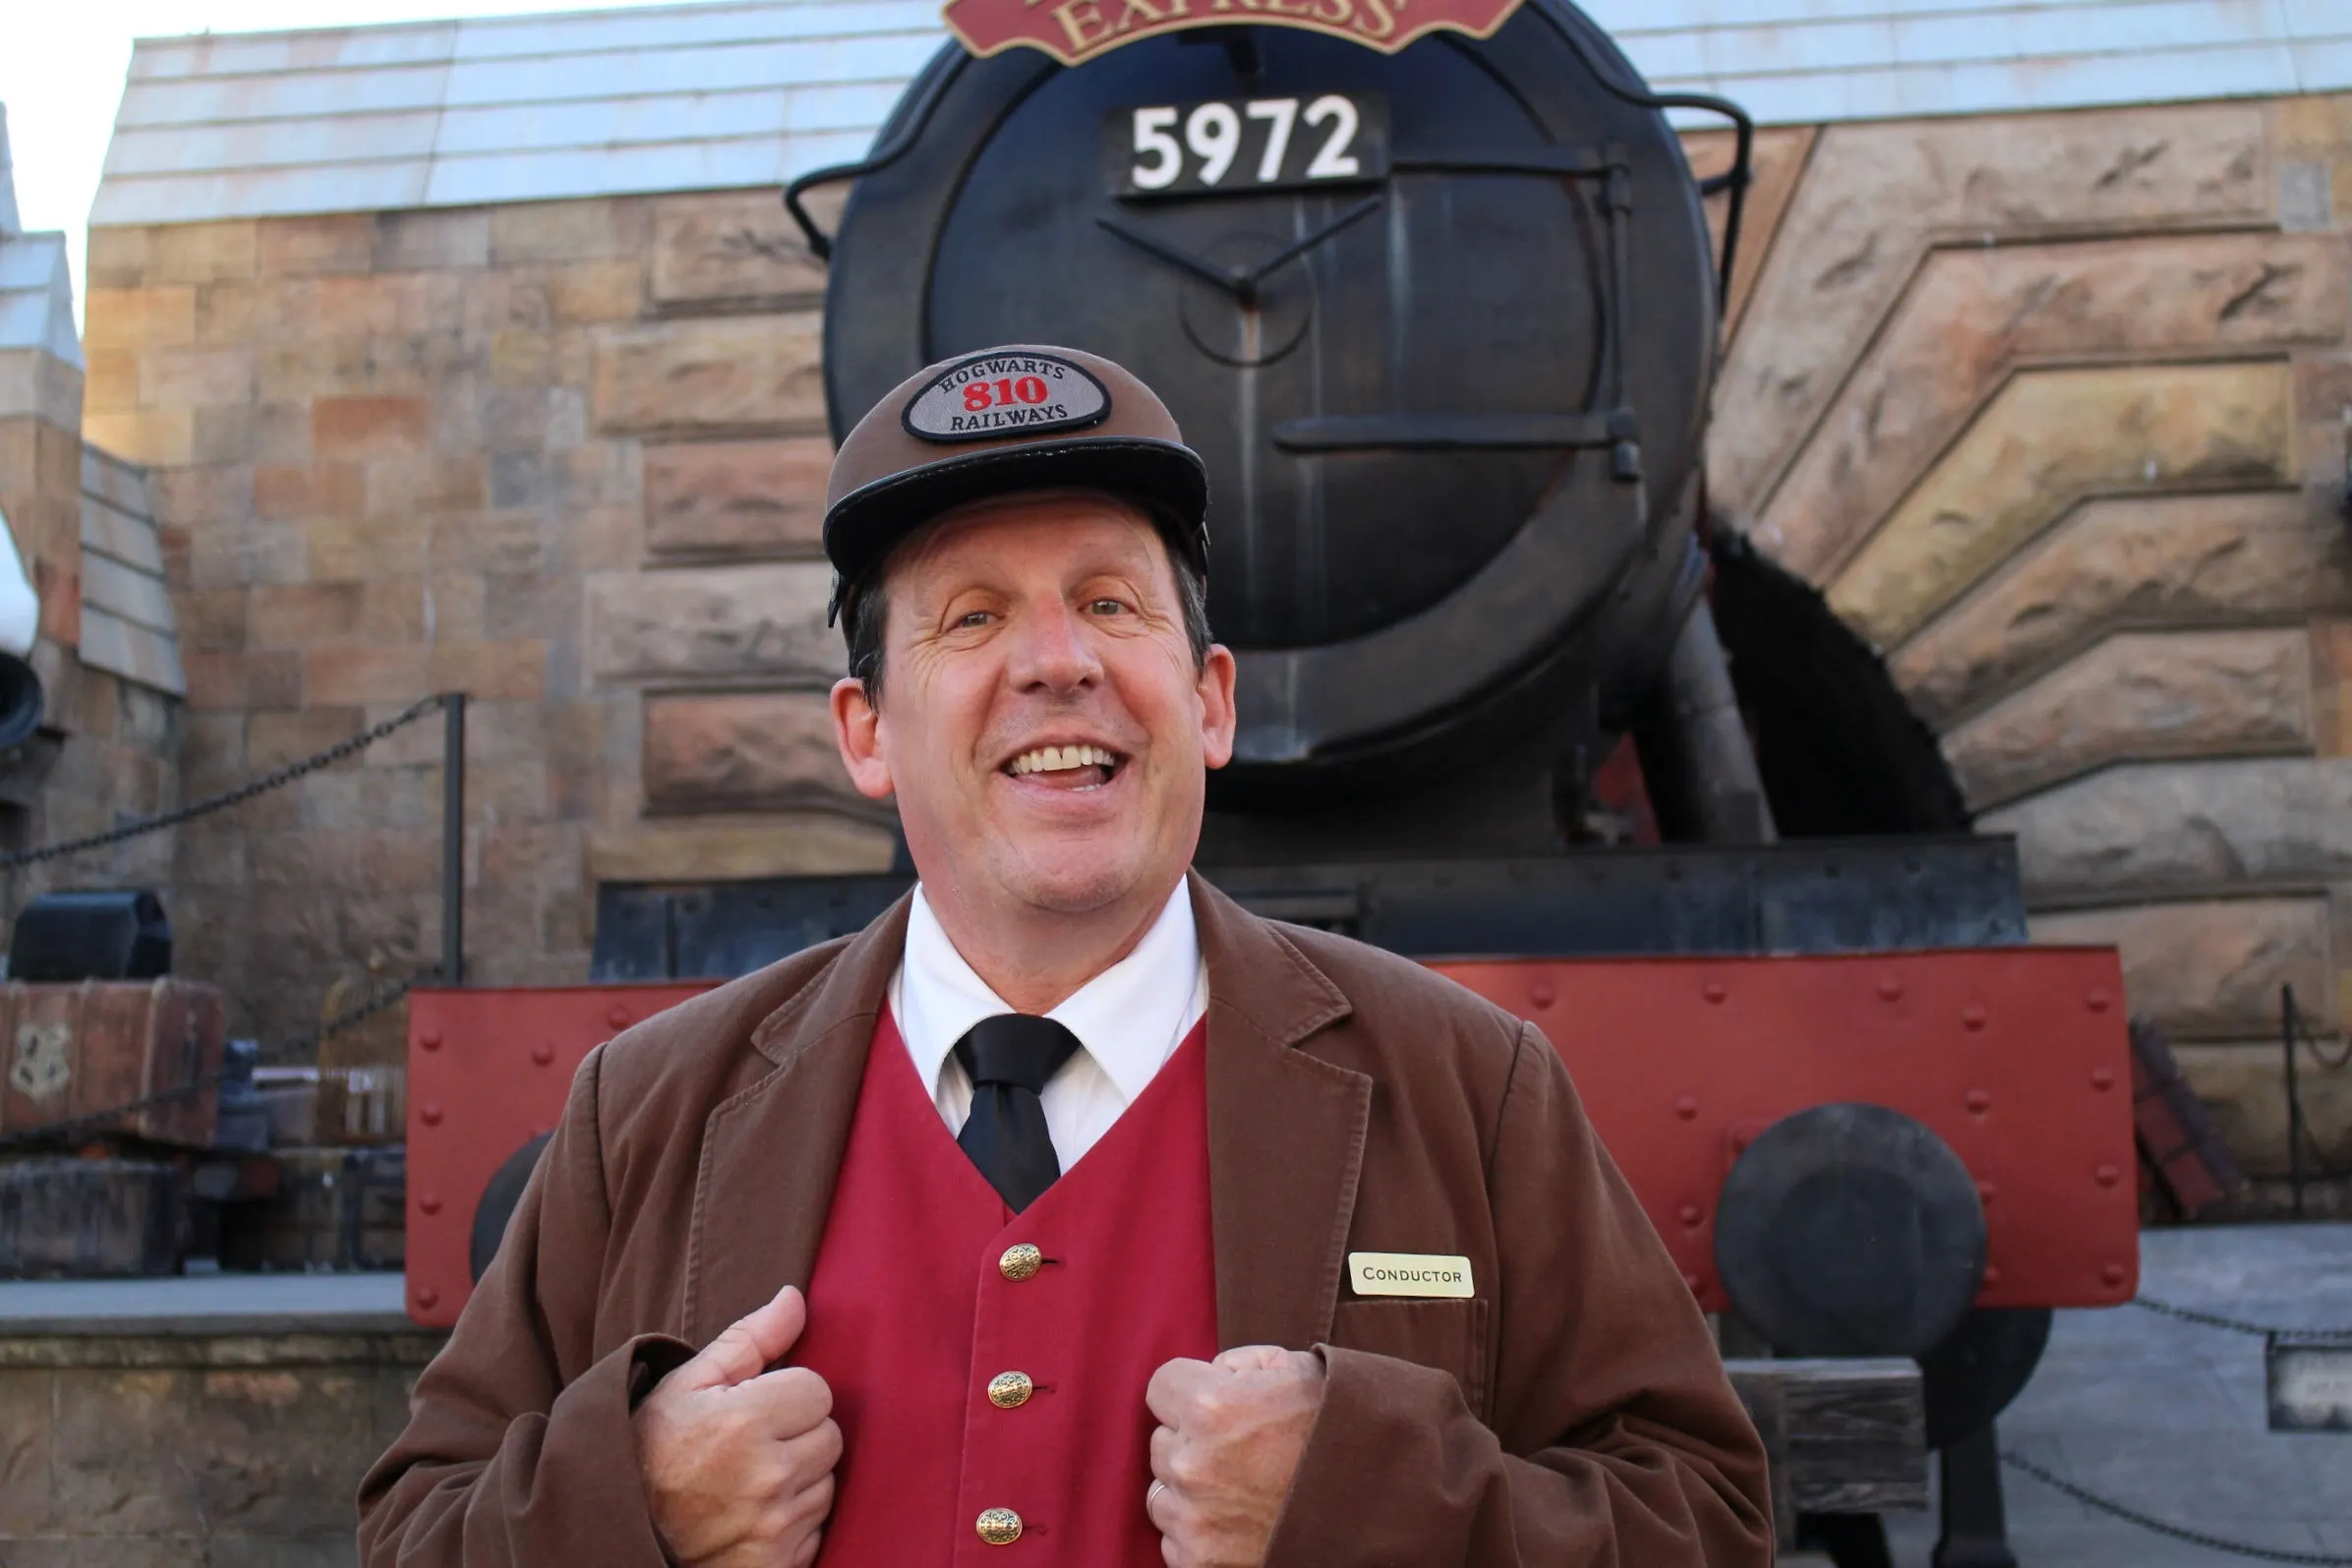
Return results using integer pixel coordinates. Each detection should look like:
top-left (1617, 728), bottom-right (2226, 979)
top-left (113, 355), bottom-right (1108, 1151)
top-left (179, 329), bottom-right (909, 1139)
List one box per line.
top-left (87, 0), bottom-right (2352, 226)
top-left (0, 107), bottom-right (81, 368)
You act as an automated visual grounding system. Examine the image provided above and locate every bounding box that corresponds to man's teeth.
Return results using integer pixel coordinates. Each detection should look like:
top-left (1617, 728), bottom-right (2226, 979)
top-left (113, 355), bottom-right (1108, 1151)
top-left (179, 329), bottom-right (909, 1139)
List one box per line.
top-left (1009, 743), bottom-right (1119, 776)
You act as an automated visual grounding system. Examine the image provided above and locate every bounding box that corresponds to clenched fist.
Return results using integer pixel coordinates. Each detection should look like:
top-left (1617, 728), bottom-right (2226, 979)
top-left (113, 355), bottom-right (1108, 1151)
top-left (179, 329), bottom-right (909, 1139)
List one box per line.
top-left (1145, 1346), bottom-right (1327, 1568)
top-left (632, 1285), bottom-right (841, 1568)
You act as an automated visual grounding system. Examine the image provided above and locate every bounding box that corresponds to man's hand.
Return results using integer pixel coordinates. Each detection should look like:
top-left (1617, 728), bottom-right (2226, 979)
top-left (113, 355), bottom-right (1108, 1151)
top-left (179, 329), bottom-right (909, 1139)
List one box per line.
top-left (632, 1285), bottom-right (841, 1568)
top-left (1145, 1346), bottom-right (1327, 1568)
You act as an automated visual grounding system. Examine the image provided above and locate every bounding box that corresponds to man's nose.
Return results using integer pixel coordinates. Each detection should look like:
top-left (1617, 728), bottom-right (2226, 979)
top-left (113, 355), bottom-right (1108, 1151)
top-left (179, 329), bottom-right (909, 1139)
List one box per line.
top-left (1009, 602), bottom-right (1102, 692)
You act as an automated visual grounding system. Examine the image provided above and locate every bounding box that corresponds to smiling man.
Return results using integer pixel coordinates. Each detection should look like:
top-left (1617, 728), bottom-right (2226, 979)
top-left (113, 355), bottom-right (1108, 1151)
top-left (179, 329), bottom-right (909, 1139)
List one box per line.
top-left (358, 346), bottom-right (1771, 1568)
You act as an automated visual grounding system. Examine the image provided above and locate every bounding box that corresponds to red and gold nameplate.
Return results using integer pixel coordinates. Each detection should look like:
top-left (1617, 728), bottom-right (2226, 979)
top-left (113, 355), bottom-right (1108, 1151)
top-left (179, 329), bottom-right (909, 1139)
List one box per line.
top-left (943, 0), bottom-right (1528, 68)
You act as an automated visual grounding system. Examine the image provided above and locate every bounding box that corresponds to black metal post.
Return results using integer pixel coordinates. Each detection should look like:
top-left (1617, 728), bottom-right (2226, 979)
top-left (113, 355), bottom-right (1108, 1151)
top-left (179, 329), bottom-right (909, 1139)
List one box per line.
top-left (441, 692), bottom-right (466, 987)
top-left (2285, 984), bottom-right (2305, 1221)
top-left (1932, 1424), bottom-right (2017, 1568)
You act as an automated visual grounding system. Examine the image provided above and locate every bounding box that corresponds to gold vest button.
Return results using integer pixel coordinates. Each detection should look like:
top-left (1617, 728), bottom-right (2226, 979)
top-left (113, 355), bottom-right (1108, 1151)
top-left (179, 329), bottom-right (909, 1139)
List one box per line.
top-left (975, 1507), bottom-right (1024, 1545)
top-left (998, 1243), bottom-right (1042, 1282)
top-left (987, 1370), bottom-right (1033, 1409)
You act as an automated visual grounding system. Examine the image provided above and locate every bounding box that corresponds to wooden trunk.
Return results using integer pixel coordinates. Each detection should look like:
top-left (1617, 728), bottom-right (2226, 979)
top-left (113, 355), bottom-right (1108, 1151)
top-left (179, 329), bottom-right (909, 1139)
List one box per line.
top-left (0, 979), bottom-right (227, 1149)
top-left (0, 1157), bottom-right (182, 1277)
top-left (218, 1145), bottom-right (404, 1271)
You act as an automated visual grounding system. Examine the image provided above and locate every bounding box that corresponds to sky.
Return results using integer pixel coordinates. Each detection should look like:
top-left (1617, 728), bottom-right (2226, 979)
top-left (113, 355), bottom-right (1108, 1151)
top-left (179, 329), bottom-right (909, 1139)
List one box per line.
top-left (0, 0), bottom-right (711, 322)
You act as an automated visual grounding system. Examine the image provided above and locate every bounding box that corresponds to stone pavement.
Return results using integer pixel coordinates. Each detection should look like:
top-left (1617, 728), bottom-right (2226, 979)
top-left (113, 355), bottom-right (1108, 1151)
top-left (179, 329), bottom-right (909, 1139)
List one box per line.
top-left (1886, 1224), bottom-right (2352, 1567)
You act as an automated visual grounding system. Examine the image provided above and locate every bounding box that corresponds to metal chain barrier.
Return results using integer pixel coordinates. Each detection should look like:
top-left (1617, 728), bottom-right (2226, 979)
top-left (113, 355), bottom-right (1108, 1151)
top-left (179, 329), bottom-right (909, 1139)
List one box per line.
top-left (2001, 1450), bottom-right (2352, 1566)
top-left (0, 693), bottom-right (462, 1151)
top-left (0, 692), bottom-right (449, 870)
top-left (0, 966), bottom-right (435, 1152)
top-left (2135, 1295), bottom-right (2352, 1344)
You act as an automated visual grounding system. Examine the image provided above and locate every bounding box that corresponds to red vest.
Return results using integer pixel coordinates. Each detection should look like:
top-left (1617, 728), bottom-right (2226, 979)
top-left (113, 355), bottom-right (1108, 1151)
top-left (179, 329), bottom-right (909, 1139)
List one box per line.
top-left (793, 1006), bottom-right (1218, 1566)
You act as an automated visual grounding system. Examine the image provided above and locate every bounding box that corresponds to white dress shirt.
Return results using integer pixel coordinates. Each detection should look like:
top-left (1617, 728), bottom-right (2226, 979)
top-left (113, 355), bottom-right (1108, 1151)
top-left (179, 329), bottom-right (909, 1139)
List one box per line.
top-left (889, 880), bottom-right (1208, 1170)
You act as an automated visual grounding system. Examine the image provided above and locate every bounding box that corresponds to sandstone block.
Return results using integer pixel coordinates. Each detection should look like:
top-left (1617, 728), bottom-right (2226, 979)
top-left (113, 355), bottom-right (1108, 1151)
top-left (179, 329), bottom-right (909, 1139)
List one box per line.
top-left (591, 314), bottom-right (825, 436)
top-left (85, 227), bottom-right (149, 290)
top-left (1761, 232), bottom-right (2345, 577)
top-left (1826, 361), bottom-right (2292, 649)
top-left (303, 645), bottom-right (429, 705)
top-left (249, 583), bottom-right (365, 648)
top-left (0, 1365), bottom-right (51, 1531)
top-left (257, 213), bottom-right (377, 276)
top-left (312, 395), bottom-right (430, 459)
top-left (546, 260), bottom-right (648, 325)
top-left (81, 409), bottom-right (193, 469)
top-left (150, 462), bottom-right (255, 529)
top-left (376, 207), bottom-right (493, 271)
top-left (174, 588), bottom-right (248, 654)
top-left (147, 221), bottom-right (259, 286)
top-left (428, 639), bottom-right (548, 702)
top-left (83, 288), bottom-right (197, 352)
top-left (585, 562), bottom-right (835, 682)
top-left (1893, 492), bottom-right (2343, 727)
top-left (643, 689), bottom-right (861, 814)
top-left (650, 189), bottom-right (838, 310)
top-left (643, 437), bottom-right (830, 557)
top-left (2031, 897), bottom-right (2330, 1041)
top-left (588, 812), bottom-right (898, 883)
top-left (183, 518), bottom-right (307, 590)
top-left (428, 510), bottom-right (546, 576)
top-left (1982, 757), bottom-right (2352, 902)
top-left (309, 514), bottom-right (427, 581)
top-left (491, 198), bottom-right (646, 265)
top-left (182, 650), bottom-right (300, 709)
top-left (246, 707), bottom-right (367, 771)
top-left (1946, 628), bottom-right (2313, 809)
top-left (80, 350), bottom-right (137, 415)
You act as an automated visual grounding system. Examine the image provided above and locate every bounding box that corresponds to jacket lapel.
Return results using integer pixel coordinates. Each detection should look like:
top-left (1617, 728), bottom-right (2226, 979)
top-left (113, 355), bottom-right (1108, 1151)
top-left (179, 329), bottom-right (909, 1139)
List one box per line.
top-left (1193, 874), bottom-right (1372, 1352)
top-left (684, 896), bottom-right (911, 1346)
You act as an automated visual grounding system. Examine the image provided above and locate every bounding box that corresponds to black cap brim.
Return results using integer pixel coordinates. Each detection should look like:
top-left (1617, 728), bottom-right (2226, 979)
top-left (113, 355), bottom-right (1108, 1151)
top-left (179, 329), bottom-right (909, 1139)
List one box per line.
top-left (823, 436), bottom-right (1209, 621)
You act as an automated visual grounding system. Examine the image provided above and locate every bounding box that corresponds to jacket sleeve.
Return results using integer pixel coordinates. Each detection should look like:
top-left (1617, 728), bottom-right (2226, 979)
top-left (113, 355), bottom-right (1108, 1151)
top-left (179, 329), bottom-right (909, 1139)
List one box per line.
top-left (1269, 1022), bottom-right (1774, 1567)
top-left (356, 1043), bottom-right (696, 1566)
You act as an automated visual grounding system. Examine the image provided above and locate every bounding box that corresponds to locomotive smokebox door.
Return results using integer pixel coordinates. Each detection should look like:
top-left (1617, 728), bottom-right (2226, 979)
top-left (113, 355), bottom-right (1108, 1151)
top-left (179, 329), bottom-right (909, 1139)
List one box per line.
top-left (817, 0), bottom-right (1768, 854)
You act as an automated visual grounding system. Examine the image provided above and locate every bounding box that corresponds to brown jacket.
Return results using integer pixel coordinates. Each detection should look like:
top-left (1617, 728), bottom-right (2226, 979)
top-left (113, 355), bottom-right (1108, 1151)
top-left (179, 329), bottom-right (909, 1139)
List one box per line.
top-left (359, 876), bottom-right (1771, 1566)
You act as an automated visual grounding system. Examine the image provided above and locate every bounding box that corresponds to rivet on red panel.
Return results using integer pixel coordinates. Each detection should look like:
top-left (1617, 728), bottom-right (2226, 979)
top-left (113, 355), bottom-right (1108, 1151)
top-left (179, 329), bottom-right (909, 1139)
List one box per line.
top-left (1976, 1181), bottom-right (1996, 1205)
top-left (531, 1042), bottom-right (555, 1066)
top-left (2100, 1262), bottom-right (2127, 1287)
top-left (2090, 1067), bottom-right (2116, 1091)
top-left (609, 1006), bottom-right (631, 1028)
top-left (1678, 1204), bottom-right (1703, 1228)
top-left (419, 1193), bottom-right (442, 1214)
top-left (1682, 1273), bottom-right (1704, 1296)
top-left (417, 1286), bottom-right (441, 1309)
top-left (1675, 1095), bottom-right (1700, 1121)
top-left (420, 1102), bottom-right (444, 1127)
top-left (1982, 1265), bottom-right (2001, 1288)
top-left (1876, 976), bottom-right (1904, 1002)
top-left (420, 1028), bottom-right (443, 1051)
top-left (2087, 989), bottom-right (2112, 1014)
top-left (1965, 1089), bottom-right (1991, 1114)
top-left (1529, 981), bottom-right (1556, 1010)
top-left (1701, 980), bottom-right (1727, 1005)
top-left (2095, 1164), bottom-right (2120, 1188)
top-left (1962, 1006), bottom-right (1987, 1031)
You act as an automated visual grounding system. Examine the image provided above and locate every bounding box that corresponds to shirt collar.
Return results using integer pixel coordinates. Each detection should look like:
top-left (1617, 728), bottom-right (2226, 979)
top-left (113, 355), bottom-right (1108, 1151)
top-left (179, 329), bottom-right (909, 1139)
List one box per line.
top-left (894, 879), bottom-right (1205, 1104)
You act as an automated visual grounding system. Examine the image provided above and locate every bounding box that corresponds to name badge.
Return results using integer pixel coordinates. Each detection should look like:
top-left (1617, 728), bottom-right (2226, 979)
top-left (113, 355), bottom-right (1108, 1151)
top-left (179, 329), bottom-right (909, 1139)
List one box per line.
top-left (1348, 1251), bottom-right (1475, 1299)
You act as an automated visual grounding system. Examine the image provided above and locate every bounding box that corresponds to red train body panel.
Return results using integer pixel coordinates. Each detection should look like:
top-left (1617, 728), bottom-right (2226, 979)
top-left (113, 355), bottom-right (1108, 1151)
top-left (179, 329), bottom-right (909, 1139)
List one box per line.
top-left (405, 947), bottom-right (2136, 1328)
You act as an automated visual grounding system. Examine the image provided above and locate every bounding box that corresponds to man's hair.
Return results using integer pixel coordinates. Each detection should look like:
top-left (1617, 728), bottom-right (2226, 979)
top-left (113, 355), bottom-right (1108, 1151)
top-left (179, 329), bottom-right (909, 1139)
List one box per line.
top-left (843, 521), bottom-right (1213, 703)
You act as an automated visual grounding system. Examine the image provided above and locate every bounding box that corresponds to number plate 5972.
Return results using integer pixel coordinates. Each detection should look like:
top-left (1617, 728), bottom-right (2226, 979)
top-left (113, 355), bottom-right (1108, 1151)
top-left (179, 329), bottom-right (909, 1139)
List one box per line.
top-left (1107, 92), bottom-right (1388, 198)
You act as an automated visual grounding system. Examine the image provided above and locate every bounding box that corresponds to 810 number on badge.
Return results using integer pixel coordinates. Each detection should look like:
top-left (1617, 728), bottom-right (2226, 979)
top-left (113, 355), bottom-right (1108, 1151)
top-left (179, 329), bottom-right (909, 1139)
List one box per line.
top-left (1108, 93), bottom-right (1388, 199)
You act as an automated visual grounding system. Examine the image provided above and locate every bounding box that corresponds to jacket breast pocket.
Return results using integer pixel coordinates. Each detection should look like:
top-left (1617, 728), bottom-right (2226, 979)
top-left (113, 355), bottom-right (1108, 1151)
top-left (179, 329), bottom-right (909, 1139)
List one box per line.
top-left (1326, 1297), bottom-right (1493, 1423)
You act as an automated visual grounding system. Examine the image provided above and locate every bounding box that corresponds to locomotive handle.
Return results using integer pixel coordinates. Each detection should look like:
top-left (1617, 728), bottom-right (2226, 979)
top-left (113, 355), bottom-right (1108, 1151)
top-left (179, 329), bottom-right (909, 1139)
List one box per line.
top-left (782, 49), bottom-right (971, 261)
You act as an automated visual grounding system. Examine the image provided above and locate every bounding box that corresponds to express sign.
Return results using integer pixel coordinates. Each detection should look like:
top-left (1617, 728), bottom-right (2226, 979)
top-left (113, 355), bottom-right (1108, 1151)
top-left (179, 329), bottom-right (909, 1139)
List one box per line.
top-left (943, 0), bottom-right (1528, 68)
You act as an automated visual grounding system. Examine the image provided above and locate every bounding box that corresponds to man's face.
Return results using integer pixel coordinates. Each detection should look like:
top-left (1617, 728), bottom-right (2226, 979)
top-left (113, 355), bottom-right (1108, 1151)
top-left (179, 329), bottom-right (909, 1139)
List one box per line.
top-left (830, 493), bottom-right (1237, 920)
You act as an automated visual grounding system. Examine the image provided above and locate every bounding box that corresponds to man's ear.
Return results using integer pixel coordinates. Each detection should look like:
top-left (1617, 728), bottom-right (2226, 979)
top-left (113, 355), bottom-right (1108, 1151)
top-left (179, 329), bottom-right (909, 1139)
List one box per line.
top-left (831, 676), bottom-right (896, 800)
top-left (1197, 644), bottom-right (1238, 771)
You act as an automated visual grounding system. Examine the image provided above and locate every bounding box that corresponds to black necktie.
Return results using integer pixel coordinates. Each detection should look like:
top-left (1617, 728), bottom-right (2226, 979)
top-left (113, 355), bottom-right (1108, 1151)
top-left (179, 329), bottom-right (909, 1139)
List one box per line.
top-left (954, 1015), bottom-right (1082, 1212)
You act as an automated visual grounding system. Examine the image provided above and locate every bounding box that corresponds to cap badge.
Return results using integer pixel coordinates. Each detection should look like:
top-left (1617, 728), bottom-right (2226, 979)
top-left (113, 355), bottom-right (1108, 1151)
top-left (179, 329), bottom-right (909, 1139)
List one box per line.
top-left (902, 352), bottom-right (1111, 443)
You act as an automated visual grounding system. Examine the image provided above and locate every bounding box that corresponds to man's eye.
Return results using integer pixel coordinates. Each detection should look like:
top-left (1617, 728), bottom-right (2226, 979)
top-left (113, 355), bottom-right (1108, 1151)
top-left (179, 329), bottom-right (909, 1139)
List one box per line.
top-left (955, 610), bottom-right (992, 628)
top-left (1087, 598), bottom-right (1126, 615)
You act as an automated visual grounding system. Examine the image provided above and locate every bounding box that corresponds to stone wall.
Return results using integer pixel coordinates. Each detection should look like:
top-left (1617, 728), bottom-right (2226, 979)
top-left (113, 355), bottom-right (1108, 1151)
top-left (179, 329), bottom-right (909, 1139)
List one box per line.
top-left (1701, 93), bottom-right (2352, 1184)
top-left (80, 189), bottom-right (884, 1041)
top-left (0, 1328), bottom-right (438, 1564)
